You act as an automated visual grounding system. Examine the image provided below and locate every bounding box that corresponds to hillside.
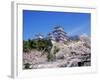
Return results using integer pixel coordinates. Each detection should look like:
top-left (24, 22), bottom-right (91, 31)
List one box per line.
top-left (23, 34), bottom-right (91, 69)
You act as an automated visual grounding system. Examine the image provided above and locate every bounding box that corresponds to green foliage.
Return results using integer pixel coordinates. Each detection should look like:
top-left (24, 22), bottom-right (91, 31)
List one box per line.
top-left (47, 46), bottom-right (60, 61)
top-left (23, 39), bottom-right (52, 53)
top-left (47, 52), bottom-right (54, 61)
top-left (53, 46), bottom-right (60, 54)
top-left (23, 40), bottom-right (30, 52)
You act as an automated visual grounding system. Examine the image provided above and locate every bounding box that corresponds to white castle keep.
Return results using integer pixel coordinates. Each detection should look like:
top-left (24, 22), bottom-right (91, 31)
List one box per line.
top-left (48, 26), bottom-right (68, 43)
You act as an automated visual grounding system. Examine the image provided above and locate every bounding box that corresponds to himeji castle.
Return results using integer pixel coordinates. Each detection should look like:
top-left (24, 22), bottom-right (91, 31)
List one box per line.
top-left (48, 26), bottom-right (68, 43)
top-left (35, 26), bottom-right (68, 43)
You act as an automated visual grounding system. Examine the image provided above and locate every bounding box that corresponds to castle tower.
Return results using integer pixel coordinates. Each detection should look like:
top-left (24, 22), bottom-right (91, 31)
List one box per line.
top-left (48, 26), bottom-right (68, 43)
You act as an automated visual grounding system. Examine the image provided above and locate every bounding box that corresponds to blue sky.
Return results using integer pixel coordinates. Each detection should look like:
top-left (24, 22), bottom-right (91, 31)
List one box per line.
top-left (23, 10), bottom-right (91, 40)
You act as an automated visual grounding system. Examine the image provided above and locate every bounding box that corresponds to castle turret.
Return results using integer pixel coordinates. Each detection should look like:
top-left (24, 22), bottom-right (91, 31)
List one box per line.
top-left (48, 26), bottom-right (68, 43)
top-left (35, 33), bottom-right (44, 39)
